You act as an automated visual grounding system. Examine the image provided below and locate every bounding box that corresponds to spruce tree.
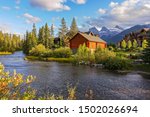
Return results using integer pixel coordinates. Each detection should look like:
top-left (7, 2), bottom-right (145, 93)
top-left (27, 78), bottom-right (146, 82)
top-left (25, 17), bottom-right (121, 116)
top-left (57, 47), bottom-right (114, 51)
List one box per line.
top-left (44, 23), bottom-right (51, 49)
top-left (127, 40), bottom-right (132, 49)
top-left (133, 39), bottom-right (138, 48)
top-left (142, 39), bottom-right (148, 49)
top-left (39, 26), bottom-right (45, 45)
top-left (69, 18), bottom-right (78, 38)
top-left (51, 24), bottom-right (54, 38)
top-left (38, 27), bottom-right (42, 44)
top-left (121, 40), bottom-right (127, 49)
top-left (59, 18), bottom-right (68, 46)
top-left (143, 39), bottom-right (150, 63)
top-left (22, 32), bottom-right (28, 54)
top-left (31, 23), bottom-right (37, 47)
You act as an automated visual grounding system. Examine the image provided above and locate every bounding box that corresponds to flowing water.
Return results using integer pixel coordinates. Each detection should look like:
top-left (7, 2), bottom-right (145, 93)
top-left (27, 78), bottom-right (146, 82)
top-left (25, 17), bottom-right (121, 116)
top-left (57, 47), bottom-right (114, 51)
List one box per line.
top-left (0, 51), bottom-right (150, 99)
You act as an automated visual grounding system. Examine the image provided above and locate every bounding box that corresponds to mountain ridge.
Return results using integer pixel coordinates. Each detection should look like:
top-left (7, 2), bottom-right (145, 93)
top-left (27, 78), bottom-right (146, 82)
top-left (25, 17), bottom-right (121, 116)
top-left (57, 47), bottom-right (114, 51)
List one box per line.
top-left (89, 24), bottom-right (150, 43)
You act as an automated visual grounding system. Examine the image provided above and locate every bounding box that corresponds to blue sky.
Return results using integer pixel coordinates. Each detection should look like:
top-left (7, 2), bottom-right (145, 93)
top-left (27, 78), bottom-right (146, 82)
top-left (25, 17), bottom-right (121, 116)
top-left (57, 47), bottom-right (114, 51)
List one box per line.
top-left (0, 0), bottom-right (150, 35)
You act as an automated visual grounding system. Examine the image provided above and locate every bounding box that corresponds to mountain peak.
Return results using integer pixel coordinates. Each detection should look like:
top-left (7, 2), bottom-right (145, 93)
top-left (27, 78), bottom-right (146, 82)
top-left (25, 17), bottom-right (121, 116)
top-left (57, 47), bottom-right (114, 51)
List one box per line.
top-left (115, 25), bottom-right (124, 30)
top-left (89, 27), bottom-right (100, 35)
top-left (101, 26), bottom-right (110, 32)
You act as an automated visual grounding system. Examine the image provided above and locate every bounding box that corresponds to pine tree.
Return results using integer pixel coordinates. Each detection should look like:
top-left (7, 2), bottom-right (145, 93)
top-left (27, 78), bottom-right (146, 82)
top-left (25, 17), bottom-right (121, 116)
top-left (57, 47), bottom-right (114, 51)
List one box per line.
top-left (133, 39), bottom-right (138, 48)
top-left (38, 26), bottom-right (45, 45)
top-left (49, 24), bottom-right (54, 48)
top-left (142, 39), bottom-right (148, 49)
top-left (38, 27), bottom-right (42, 44)
top-left (143, 39), bottom-right (150, 63)
top-left (69, 18), bottom-right (78, 38)
top-left (3, 34), bottom-right (9, 51)
top-left (23, 32), bottom-right (28, 54)
top-left (44, 23), bottom-right (51, 49)
top-left (0, 32), bottom-right (22, 52)
top-left (31, 23), bottom-right (37, 47)
top-left (63, 18), bottom-right (78, 47)
top-left (121, 40), bottom-right (127, 49)
top-left (28, 32), bottom-right (33, 52)
top-left (23, 31), bottom-right (32, 54)
top-left (51, 24), bottom-right (54, 38)
top-left (32, 23), bottom-right (37, 37)
top-left (59, 18), bottom-right (68, 46)
top-left (127, 40), bottom-right (132, 49)
top-left (0, 31), bottom-right (4, 50)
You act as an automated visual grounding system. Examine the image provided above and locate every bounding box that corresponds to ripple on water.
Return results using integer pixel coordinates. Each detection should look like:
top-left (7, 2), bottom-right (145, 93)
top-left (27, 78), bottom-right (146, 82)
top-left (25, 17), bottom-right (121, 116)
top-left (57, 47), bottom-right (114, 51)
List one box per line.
top-left (0, 51), bottom-right (150, 99)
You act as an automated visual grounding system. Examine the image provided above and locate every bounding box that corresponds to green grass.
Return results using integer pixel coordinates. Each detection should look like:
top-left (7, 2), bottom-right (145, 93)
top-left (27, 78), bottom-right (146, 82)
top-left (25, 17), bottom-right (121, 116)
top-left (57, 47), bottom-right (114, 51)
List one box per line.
top-left (0, 52), bottom-right (12, 55)
top-left (25, 56), bottom-right (74, 63)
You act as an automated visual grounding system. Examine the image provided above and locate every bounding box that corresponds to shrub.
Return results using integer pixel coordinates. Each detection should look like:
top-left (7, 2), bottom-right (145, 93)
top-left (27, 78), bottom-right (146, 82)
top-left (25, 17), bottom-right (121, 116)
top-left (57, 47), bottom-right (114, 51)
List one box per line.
top-left (29, 44), bottom-right (48, 56)
top-left (0, 63), bottom-right (36, 100)
top-left (53, 47), bottom-right (72, 58)
top-left (103, 57), bottom-right (131, 70)
top-left (29, 44), bottom-right (54, 58)
top-left (40, 50), bottom-right (53, 58)
top-left (95, 47), bottom-right (116, 64)
top-left (74, 43), bottom-right (92, 64)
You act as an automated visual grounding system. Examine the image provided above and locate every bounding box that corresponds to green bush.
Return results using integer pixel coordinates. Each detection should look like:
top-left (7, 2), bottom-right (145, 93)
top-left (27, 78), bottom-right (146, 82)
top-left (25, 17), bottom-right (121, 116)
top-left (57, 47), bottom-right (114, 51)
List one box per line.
top-left (0, 63), bottom-right (36, 100)
top-left (29, 44), bottom-right (48, 56)
top-left (103, 57), bottom-right (131, 70)
top-left (53, 47), bottom-right (72, 58)
top-left (74, 43), bottom-right (92, 64)
top-left (95, 47), bottom-right (116, 64)
top-left (29, 45), bottom-right (72, 58)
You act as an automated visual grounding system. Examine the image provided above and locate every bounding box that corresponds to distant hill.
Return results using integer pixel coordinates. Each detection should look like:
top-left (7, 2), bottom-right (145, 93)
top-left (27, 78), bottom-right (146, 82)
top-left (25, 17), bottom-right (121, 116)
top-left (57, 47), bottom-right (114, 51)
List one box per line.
top-left (109, 24), bottom-right (150, 43)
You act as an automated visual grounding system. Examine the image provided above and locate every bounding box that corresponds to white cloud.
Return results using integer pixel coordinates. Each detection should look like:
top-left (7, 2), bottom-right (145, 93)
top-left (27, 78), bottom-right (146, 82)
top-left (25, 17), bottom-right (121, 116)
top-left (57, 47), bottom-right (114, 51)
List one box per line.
top-left (110, 0), bottom-right (150, 23)
top-left (109, 2), bottom-right (118, 8)
top-left (98, 8), bottom-right (106, 14)
top-left (30, 0), bottom-right (70, 11)
top-left (23, 13), bottom-right (42, 24)
top-left (72, 0), bottom-right (87, 4)
top-left (87, 0), bottom-right (150, 28)
top-left (1, 6), bottom-right (11, 10)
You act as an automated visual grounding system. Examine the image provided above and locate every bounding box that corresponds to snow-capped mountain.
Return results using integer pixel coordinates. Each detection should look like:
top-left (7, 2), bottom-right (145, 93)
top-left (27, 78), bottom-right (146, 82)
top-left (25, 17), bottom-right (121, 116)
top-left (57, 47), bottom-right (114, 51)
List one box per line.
top-left (89, 25), bottom-right (124, 42)
top-left (89, 27), bottom-right (100, 36)
top-left (89, 24), bottom-right (150, 43)
top-left (109, 24), bottom-right (150, 43)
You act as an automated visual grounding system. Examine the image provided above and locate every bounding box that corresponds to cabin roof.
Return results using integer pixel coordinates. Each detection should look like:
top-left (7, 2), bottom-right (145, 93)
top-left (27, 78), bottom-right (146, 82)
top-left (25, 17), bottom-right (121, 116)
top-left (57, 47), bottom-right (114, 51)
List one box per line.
top-left (78, 32), bottom-right (106, 43)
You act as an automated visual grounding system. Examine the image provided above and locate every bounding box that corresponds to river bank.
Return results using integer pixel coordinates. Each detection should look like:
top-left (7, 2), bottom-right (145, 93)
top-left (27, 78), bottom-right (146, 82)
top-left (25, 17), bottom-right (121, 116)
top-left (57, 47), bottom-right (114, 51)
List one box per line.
top-left (0, 52), bottom-right (12, 55)
top-left (25, 55), bottom-right (150, 75)
top-left (25, 56), bottom-right (74, 63)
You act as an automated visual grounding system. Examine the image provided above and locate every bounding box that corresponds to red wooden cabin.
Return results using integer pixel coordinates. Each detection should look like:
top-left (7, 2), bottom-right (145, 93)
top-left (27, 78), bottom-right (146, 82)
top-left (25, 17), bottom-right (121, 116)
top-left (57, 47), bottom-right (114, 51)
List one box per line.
top-left (69, 32), bottom-right (107, 53)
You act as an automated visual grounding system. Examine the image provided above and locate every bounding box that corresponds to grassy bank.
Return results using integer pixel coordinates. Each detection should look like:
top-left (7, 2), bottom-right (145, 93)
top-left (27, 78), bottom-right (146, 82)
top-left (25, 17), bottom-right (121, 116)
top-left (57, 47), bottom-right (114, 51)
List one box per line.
top-left (0, 52), bottom-right (12, 55)
top-left (133, 64), bottom-right (150, 73)
top-left (25, 56), bottom-right (74, 63)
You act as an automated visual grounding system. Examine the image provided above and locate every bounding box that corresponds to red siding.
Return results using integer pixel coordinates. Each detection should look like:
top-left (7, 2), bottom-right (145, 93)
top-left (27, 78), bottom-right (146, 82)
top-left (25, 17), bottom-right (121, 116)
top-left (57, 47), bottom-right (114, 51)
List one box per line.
top-left (70, 34), bottom-right (88, 48)
top-left (70, 33), bottom-right (106, 50)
